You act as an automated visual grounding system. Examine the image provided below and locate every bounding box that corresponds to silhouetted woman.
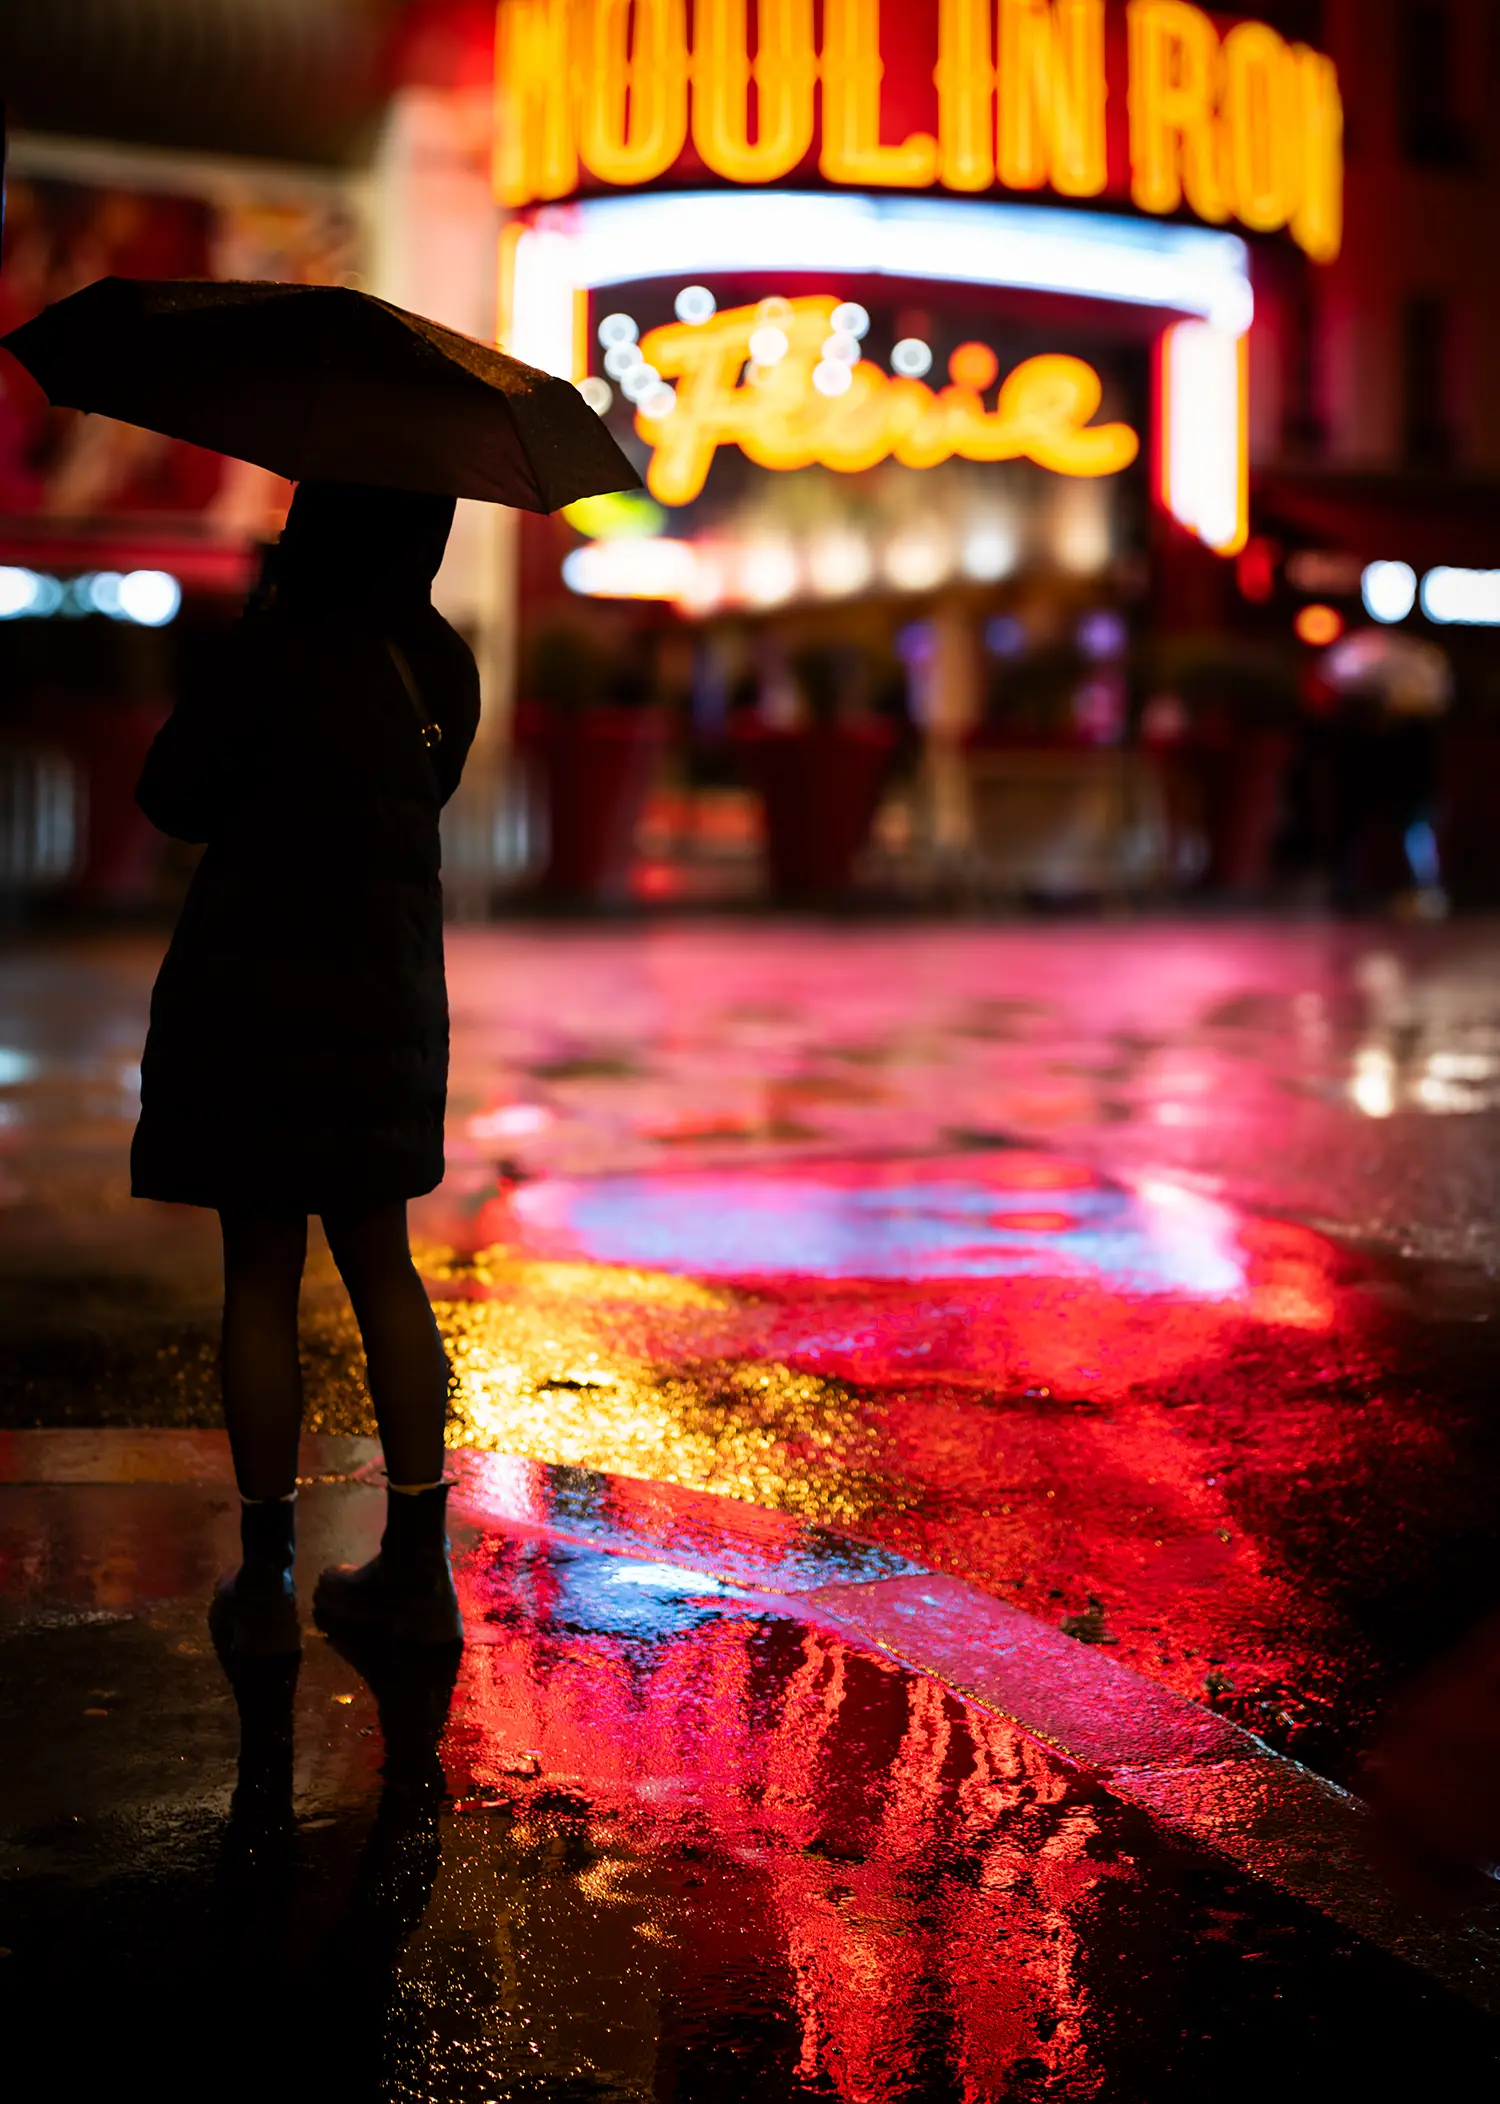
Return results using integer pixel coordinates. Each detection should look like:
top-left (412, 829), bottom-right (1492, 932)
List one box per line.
top-left (132, 480), bottom-right (480, 1654)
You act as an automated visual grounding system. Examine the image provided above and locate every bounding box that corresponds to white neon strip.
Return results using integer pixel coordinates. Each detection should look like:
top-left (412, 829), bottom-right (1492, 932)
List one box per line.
top-left (1162, 322), bottom-right (1246, 556)
top-left (507, 226), bottom-right (580, 376)
top-left (543, 190), bottom-right (1253, 336)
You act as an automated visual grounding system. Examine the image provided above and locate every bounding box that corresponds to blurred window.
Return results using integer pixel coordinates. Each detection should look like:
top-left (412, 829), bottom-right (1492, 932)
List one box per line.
top-left (1398, 1), bottom-right (1472, 169)
top-left (1403, 294), bottom-right (1455, 467)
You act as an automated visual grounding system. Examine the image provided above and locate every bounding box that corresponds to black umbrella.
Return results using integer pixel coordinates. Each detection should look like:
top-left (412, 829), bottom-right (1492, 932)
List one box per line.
top-left (0, 276), bottom-right (639, 512)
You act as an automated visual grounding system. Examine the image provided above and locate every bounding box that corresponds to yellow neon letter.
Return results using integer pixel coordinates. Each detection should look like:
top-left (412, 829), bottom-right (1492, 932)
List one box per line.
top-left (493, 0), bottom-right (578, 207)
top-left (1221, 20), bottom-right (1300, 232)
top-left (1291, 43), bottom-right (1343, 263)
top-left (991, 354), bottom-right (1139, 475)
top-left (998, 0), bottom-right (1107, 199)
top-left (636, 298), bottom-right (1139, 503)
top-left (579, 0), bottom-right (689, 187)
top-left (935, 0), bottom-right (996, 193)
top-left (820, 0), bottom-right (939, 189)
top-left (1127, 0), bottom-right (1227, 225)
top-left (692, 0), bottom-right (817, 183)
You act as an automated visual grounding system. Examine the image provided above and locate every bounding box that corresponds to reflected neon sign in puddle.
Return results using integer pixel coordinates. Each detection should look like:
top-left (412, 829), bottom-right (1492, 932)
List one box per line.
top-left (511, 1151), bottom-right (1245, 1297)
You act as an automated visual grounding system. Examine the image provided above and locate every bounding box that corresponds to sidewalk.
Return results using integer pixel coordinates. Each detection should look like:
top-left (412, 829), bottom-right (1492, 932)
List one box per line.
top-left (2, 1430), bottom-right (1497, 2100)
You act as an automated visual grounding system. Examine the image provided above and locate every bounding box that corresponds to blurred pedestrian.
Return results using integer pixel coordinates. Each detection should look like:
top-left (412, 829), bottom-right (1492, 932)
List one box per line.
top-left (131, 479), bottom-right (479, 1656)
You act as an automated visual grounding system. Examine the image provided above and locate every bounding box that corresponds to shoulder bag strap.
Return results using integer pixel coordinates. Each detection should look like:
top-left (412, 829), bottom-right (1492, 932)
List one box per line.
top-left (385, 638), bottom-right (444, 751)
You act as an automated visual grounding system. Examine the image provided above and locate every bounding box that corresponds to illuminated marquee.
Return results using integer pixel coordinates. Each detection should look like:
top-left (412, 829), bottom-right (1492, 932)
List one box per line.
top-left (495, 0), bottom-right (1343, 262)
top-left (634, 295), bottom-right (1139, 504)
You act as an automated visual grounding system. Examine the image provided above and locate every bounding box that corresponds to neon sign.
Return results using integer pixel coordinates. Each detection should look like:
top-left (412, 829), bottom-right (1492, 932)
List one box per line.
top-left (495, 0), bottom-right (1343, 262)
top-left (633, 294), bottom-right (1138, 504)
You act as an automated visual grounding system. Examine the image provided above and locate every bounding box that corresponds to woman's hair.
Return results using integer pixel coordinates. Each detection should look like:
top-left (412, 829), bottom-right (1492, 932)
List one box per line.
top-left (257, 480), bottom-right (457, 619)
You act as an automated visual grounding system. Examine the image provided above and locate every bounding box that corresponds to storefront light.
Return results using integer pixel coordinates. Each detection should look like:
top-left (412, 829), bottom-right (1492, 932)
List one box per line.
top-left (961, 521), bottom-right (1018, 582)
top-left (1294, 603), bottom-right (1343, 646)
top-left (1420, 567), bottom-right (1500, 626)
top-left (562, 538), bottom-right (698, 600)
top-left (1078, 608), bottom-right (1128, 660)
top-left (985, 615), bottom-right (1028, 658)
top-left (1361, 560), bottom-right (1417, 624)
top-left (0, 566), bottom-right (178, 625)
top-left (740, 539), bottom-right (801, 606)
top-left (884, 532), bottom-right (952, 593)
top-left (1052, 483), bottom-right (1112, 575)
top-left (117, 571), bottom-right (182, 626)
top-left (679, 549), bottom-right (728, 616)
top-left (0, 567), bottom-right (41, 618)
top-left (807, 531), bottom-right (874, 598)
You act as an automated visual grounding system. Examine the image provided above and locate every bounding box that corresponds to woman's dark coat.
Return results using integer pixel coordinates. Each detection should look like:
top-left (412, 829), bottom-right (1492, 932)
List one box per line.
top-left (131, 490), bottom-right (479, 1215)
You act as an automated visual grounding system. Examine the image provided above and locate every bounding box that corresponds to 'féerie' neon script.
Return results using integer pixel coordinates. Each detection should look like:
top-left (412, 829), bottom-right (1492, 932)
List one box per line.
top-left (635, 297), bottom-right (1140, 506)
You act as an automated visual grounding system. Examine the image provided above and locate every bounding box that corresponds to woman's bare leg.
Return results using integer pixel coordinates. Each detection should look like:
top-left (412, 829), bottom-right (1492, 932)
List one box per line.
top-left (218, 1210), bottom-right (309, 1500)
top-left (314, 1203), bottom-right (460, 1646)
top-left (322, 1202), bottom-right (449, 1486)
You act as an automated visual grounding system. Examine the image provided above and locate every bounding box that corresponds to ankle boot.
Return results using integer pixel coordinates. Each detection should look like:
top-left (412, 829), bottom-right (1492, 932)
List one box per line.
top-left (209, 1496), bottom-right (300, 1658)
top-left (313, 1484), bottom-right (463, 1648)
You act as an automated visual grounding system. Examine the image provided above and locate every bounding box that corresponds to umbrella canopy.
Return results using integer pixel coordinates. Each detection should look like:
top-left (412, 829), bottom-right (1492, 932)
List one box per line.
top-left (0, 277), bottom-right (639, 513)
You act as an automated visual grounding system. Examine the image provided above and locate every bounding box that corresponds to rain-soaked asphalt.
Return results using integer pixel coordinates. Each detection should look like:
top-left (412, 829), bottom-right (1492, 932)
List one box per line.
top-left (4, 1469), bottom-right (1498, 2098)
top-left (5, 919), bottom-right (1500, 2087)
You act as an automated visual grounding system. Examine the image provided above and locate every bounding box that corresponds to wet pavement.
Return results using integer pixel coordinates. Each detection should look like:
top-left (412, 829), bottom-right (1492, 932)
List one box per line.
top-left (6, 918), bottom-right (1500, 2084)
top-left (6, 922), bottom-right (1500, 1776)
top-left (3, 1444), bottom-right (1499, 2099)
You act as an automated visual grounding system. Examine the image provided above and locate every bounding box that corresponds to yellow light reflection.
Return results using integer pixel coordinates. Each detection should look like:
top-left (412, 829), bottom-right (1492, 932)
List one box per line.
top-left (410, 1246), bottom-right (909, 1527)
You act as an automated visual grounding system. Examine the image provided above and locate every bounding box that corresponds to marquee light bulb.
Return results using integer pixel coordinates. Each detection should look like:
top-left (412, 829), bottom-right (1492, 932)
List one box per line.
top-left (747, 325), bottom-right (789, 366)
top-left (577, 375), bottom-right (614, 414)
top-left (811, 358), bottom-right (854, 397)
top-left (598, 312), bottom-right (639, 347)
top-left (674, 285), bottom-right (716, 324)
top-left (821, 330), bottom-right (860, 365)
top-left (620, 361), bottom-right (662, 402)
top-left (603, 341), bottom-right (642, 379)
top-left (891, 337), bottom-right (933, 378)
top-left (829, 302), bottom-right (870, 339)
